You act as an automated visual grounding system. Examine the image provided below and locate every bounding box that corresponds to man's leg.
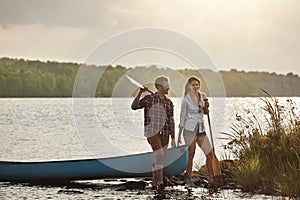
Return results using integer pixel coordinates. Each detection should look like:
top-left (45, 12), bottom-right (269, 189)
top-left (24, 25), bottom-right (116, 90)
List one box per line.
top-left (151, 162), bottom-right (157, 188)
top-left (147, 134), bottom-right (164, 186)
top-left (160, 134), bottom-right (170, 185)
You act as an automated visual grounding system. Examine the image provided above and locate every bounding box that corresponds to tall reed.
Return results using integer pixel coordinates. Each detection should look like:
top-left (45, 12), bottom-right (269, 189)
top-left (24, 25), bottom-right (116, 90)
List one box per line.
top-left (222, 91), bottom-right (300, 197)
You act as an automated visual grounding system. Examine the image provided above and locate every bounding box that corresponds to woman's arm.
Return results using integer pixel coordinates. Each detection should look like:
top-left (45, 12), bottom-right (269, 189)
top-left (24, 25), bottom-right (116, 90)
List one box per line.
top-left (179, 100), bottom-right (187, 128)
top-left (177, 126), bottom-right (184, 146)
top-left (177, 100), bottom-right (187, 146)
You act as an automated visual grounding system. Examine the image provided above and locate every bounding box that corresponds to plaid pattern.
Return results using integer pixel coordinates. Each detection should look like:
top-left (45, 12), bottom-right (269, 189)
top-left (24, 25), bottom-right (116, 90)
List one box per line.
top-left (139, 92), bottom-right (174, 137)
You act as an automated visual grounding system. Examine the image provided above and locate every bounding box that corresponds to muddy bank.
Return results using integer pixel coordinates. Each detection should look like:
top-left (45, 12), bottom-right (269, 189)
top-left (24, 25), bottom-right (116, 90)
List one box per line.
top-left (2, 160), bottom-right (287, 199)
top-left (56, 177), bottom-right (284, 200)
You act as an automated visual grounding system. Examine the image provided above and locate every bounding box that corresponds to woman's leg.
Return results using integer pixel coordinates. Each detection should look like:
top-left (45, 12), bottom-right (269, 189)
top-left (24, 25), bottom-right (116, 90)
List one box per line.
top-left (196, 136), bottom-right (214, 178)
top-left (184, 136), bottom-right (197, 179)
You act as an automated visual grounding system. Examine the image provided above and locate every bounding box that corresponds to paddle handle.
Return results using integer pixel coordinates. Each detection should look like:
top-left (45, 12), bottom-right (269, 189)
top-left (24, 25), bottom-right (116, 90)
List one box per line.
top-left (204, 98), bottom-right (215, 150)
top-left (143, 87), bottom-right (153, 94)
top-left (138, 87), bottom-right (153, 94)
top-left (207, 113), bottom-right (215, 150)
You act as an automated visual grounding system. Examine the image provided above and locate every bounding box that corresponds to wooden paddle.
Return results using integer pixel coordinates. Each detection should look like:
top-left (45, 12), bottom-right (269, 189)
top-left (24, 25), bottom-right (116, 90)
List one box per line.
top-left (204, 99), bottom-right (223, 186)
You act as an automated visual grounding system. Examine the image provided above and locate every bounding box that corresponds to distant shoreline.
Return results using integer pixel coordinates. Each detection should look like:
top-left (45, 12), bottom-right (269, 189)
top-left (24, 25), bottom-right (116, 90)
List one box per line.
top-left (1, 57), bottom-right (300, 97)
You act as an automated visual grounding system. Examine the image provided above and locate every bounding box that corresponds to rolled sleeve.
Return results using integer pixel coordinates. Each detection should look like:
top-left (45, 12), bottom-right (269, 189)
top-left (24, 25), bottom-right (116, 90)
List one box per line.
top-left (179, 100), bottom-right (187, 128)
top-left (131, 95), bottom-right (149, 110)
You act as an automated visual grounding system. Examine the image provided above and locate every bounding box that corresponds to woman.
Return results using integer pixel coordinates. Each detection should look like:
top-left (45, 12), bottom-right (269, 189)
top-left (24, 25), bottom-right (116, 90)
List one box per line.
top-left (177, 76), bottom-right (214, 187)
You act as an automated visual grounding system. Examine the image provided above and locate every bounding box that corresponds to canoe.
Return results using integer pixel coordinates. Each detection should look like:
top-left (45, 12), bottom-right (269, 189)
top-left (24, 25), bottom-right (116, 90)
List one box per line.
top-left (0, 145), bottom-right (188, 183)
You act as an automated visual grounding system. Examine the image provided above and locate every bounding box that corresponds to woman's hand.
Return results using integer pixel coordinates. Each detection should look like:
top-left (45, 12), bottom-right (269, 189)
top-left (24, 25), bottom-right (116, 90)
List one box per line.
top-left (177, 127), bottom-right (183, 146)
top-left (177, 137), bottom-right (182, 146)
top-left (204, 98), bottom-right (209, 115)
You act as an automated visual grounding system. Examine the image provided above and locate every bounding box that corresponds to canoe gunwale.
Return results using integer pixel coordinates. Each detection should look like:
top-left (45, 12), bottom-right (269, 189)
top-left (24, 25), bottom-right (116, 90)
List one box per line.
top-left (0, 145), bottom-right (188, 164)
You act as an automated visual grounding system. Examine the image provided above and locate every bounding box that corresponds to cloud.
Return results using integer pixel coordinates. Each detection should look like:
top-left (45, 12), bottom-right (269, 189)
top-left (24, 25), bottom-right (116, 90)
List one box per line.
top-left (0, 0), bottom-right (300, 74)
top-left (1, 0), bottom-right (88, 27)
top-left (0, 24), bottom-right (94, 62)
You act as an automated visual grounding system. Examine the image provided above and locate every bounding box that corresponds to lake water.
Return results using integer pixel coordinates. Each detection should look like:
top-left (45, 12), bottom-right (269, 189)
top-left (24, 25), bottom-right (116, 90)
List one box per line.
top-left (0, 97), bottom-right (299, 199)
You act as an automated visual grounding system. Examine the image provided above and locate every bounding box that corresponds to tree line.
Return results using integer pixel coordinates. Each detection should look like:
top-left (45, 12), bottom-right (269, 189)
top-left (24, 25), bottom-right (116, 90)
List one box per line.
top-left (0, 57), bottom-right (299, 97)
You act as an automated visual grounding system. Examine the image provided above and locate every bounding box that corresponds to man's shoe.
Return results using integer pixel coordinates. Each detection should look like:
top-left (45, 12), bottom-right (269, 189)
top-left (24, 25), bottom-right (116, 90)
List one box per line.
top-left (156, 184), bottom-right (164, 192)
top-left (151, 185), bottom-right (157, 190)
top-left (163, 176), bottom-right (170, 186)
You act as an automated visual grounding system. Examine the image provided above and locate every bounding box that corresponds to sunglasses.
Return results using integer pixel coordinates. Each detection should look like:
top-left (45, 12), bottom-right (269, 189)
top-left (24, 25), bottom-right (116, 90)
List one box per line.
top-left (198, 104), bottom-right (201, 113)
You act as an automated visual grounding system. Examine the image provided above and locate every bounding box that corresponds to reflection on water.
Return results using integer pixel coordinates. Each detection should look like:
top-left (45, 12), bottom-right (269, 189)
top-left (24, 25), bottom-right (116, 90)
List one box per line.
top-left (0, 180), bottom-right (285, 200)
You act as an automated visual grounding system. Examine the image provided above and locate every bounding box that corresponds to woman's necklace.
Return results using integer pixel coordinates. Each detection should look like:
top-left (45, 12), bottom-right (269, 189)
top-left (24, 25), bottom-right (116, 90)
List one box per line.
top-left (190, 91), bottom-right (200, 104)
top-left (191, 92), bottom-right (202, 113)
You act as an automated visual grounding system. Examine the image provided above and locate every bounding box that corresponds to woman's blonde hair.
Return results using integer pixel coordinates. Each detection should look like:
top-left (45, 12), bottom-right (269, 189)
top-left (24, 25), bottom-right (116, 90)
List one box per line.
top-left (183, 76), bottom-right (201, 97)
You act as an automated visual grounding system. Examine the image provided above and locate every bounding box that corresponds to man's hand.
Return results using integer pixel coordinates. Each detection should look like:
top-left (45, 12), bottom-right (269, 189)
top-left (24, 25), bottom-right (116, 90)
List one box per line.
top-left (140, 86), bottom-right (149, 93)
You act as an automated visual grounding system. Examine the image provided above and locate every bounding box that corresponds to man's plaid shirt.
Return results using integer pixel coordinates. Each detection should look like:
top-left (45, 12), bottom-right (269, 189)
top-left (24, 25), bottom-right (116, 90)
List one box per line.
top-left (139, 92), bottom-right (174, 137)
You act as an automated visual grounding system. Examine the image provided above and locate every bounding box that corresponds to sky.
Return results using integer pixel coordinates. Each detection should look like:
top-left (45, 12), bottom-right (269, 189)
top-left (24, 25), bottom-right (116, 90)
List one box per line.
top-left (1, 0), bottom-right (300, 75)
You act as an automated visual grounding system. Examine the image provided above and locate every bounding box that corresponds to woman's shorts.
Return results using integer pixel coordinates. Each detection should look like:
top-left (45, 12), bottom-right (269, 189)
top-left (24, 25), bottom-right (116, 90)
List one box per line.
top-left (183, 129), bottom-right (206, 138)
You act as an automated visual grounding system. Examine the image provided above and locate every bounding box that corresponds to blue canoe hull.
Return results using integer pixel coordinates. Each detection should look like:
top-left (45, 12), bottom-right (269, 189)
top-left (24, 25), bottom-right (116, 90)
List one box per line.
top-left (0, 146), bottom-right (188, 183)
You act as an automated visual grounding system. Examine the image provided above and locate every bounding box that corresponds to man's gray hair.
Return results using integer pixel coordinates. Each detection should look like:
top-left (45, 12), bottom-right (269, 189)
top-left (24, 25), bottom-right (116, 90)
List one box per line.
top-left (155, 76), bottom-right (169, 89)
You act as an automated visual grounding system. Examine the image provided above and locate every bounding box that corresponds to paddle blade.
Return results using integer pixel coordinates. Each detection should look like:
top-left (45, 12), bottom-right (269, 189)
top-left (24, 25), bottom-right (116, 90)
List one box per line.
top-left (125, 75), bottom-right (145, 89)
top-left (212, 154), bottom-right (223, 186)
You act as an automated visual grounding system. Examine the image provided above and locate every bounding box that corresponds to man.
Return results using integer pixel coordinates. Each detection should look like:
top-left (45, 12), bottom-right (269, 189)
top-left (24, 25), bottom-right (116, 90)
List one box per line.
top-left (131, 76), bottom-right (176, 191)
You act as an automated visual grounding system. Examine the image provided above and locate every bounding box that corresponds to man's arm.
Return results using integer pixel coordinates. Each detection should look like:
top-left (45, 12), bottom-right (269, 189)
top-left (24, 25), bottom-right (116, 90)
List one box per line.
top-left (169, 116), bottom-right (176, 148)
top-left (131, 88), bottom-right (148, 110)
top-left (168, 100), bottom-right (176, 148)
top-left (169, 116), bottom-right (175, 139)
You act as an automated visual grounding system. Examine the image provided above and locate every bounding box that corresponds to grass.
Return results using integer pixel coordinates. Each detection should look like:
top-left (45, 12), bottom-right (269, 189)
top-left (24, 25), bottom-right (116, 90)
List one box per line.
top-left (232, 155), bottom-right (262, 192)
top-left (275, 161), bottom-right (300, 197)
top-left (222, 91), bottom-right (300, 198)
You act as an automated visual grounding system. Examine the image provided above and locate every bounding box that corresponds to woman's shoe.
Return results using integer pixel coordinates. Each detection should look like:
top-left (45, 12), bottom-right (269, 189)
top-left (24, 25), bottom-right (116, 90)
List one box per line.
top-left (185, 179), bottom-right (195, 188)
top-left (208, 177), bottom-right (218, 189)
